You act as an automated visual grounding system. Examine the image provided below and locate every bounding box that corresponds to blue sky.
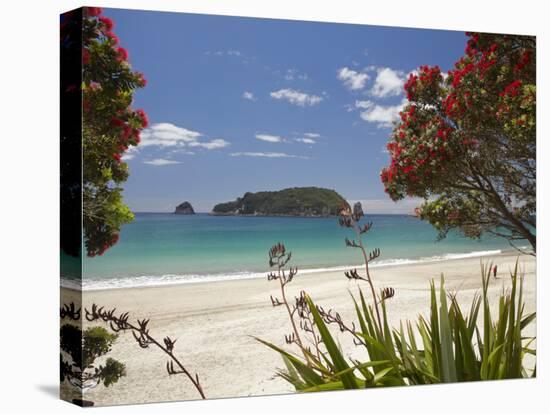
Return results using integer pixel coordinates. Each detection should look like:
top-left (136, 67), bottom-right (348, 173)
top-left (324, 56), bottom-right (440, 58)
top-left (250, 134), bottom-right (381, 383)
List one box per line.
top-left (105, 8), bottom-right (467, 213)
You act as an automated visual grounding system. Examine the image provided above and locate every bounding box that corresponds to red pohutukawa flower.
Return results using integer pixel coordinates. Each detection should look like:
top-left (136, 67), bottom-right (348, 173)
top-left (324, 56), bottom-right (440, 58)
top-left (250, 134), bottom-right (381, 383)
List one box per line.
top-left (500, 80), bottom-right (522, 97)
top-left (82, 48), bottom-right (90, 65)
top-left (404, 73), bottom-right (418, 100)
top-left (116, 47), bottom-right (129, 62)
top-left (110, 117), bottom-right (125, 128)
top-left (121, 124), bottom-right (133, 141)
top-left (132, 130), bottom-right (141, 144)
top-left (86, 7), bottom-right (102, 17)
top-left (404, 65), bottom-right (442, 102)
top-left (135, 72), bottom-right (147, 87)
top-left (382, 31), bottom-right (535, 201)
top-left (136, 109), bottom-right (149, 128)
top-left (105, 31), bottom-right (119, 44)
top-left (99, 16), bottom-right (114, 31)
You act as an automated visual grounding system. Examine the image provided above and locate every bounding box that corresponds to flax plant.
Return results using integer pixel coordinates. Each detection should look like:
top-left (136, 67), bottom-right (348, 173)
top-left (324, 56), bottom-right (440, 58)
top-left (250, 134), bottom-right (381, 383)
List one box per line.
top-left (258, 203), bottom-right (536, 392)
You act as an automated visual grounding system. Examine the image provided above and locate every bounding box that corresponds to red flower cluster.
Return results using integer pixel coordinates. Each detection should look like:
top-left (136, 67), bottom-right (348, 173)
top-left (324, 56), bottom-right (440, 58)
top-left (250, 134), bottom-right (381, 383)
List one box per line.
top-left (404, 73), bottom-right (418, 100)
top-left (450, 36), bottom-right (498, 90)
top-left (450, 58), bottom-right (474, 88)
top-left (135, 72), bottom-right (148, 87)
top-left (399, 105), bottom-right (416, 126)
top-left (88, 233), bottom-right (120, 257)
top-left (132, 129), bottom-right (141, 145)
top-left (99, 16), bottom-right (114, 31)
top-left (465, 32), bottom-right (479, 57)
top-left (404, 66), bottom-right (441, 101)
top-left (442, 93), bottom-right (460, 117)
top-left (116, 47), bottom-right (129, 62)
top-left (136, 109), bottom-right (149, 128)
top-left (110, 117), bottom-right (125, 128)
top-left (105, 31), bottom-right (119, 44)
top-left (500, 80), bottom-right (522, 98)
top-left (418, 65), bottom-right (441, 84)
top-left (83, 48), bottom-right (90, 65)
top-left (121, 124), bottom-right (133, 141)
top-left (436, 125), bottom-right (452, 141)
top-left (86, 7), bottom-right (102, 17)
top-left (514, 51), bottom-right (531, 72)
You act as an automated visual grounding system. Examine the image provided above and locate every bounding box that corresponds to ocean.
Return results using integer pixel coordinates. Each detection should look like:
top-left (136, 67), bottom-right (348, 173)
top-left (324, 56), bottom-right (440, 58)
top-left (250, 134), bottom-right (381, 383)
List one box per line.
top-left (64, 213), bottom-right (521, 290)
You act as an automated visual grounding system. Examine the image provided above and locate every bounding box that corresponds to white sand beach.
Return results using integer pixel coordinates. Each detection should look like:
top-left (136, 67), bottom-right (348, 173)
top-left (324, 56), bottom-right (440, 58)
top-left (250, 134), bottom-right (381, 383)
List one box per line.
top-left (61, 251), bottom-right (536, 406)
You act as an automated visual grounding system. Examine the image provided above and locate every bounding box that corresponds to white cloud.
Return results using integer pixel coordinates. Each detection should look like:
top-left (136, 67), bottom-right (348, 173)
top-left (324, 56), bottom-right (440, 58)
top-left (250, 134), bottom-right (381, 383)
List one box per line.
top-left (242, 91), bottom-right (257, 101)
top-left (371, 67), bottom-right (406, 98)
top-left (139, 123), bottom-right (230, 150)
top-left (285, 68), bottom-right (308, 81)
top-left (168, 148), bottom-right (196, 155)
top-left (230, 152), bottom-right (306, 159)
top-left (355, 100), bottom-right (373, 110)
top-left (337, 67), bottom-right (369, 90)
top-left (355, 98), bottom-right (407, 128)
top-left (270, 88), bottom-right (323, 107)
top-left (296, 138), bottom-right (316, 144)
top-left (295, 132), bottom-right (320, 144)
top-left (255, 134), bottom-right (284, 143)
top-left (121, 146), bottom-right (138, 161)
top-left (188, 139), bottom-right (230, 150)
top-left (206, 49), bottom-right (243, 57)
top-left (204, 49), bottom-right (252, 64)
top-left (143, 158), bottom-right (182, 166)
top-left (140, 123), bottom-right (202, 147)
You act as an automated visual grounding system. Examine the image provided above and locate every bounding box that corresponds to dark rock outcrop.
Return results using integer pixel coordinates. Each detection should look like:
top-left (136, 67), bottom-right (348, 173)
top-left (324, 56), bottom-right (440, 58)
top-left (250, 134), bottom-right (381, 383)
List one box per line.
top-left (174, 201), bottom-right (195, 215)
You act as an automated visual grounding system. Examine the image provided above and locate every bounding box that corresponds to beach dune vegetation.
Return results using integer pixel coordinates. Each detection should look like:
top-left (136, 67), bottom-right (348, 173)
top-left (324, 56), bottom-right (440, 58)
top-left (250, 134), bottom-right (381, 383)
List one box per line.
top-left (258, 203), bottom-right (536, 391)
top-left (60, 303), bottom-right (126, 406)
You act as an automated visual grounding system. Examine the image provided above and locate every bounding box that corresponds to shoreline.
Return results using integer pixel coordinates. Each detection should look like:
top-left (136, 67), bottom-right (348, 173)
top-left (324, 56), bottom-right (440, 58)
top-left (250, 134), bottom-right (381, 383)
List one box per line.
top-left (64, 247), bottom-right (525, 292)
top-left (61, 250), bottom-right (536, 405)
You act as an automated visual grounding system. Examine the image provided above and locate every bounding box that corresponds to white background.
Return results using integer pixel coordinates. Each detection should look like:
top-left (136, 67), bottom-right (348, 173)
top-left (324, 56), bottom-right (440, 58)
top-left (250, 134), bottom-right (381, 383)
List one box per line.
top-left (1, 0), bottom-right (547, 412)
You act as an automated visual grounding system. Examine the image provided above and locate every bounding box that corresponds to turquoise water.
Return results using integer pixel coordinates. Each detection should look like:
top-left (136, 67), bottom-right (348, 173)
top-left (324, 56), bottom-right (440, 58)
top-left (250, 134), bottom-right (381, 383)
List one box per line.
top-left (68, 213), bottom-right (520, 290)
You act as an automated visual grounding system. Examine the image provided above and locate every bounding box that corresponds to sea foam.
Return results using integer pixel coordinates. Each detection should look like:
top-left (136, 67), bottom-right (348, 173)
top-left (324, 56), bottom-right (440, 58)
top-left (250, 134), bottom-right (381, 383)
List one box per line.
top-left (62, 248), bottom-right (504, 291)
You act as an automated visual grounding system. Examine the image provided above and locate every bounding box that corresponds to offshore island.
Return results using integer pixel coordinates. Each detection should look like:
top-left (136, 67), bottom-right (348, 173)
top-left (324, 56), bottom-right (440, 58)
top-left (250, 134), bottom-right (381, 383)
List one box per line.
top-left (210, 186), bottom-right (348, 217)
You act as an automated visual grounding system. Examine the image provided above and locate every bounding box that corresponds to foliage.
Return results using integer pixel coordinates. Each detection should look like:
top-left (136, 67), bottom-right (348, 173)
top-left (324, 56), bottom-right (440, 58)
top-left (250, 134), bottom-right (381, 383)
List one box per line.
top-left (261, 265), bottom-right (535, 391)
top-left (85, 304), bottom-right (206, 399)
top-left (266, 243), bottom-right (311, 363)
top-left (259, 205), bottom-right (535, 391)
top-left (212, 187), bottom-right (348, 216)
top-left (60, 323), bottom-right (126, 390)
top-left (60, 8), bottom-right (84, 257)
top-left (381, 32), bottom-right (536, 252)
top-left (81, 7), bottom-right (148, 256)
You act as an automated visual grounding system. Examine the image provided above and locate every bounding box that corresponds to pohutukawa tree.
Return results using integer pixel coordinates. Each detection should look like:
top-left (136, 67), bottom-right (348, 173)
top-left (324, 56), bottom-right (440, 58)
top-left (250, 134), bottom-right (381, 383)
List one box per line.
top-left (381, 32), bottom-right (535, 253)
top-left (82, 7), bottom-right (148, 256)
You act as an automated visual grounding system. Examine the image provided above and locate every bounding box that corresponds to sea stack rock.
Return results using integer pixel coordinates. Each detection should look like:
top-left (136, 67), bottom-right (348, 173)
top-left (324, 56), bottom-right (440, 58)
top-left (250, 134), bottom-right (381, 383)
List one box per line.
top-left (174, 201), bottom-right (195, 215)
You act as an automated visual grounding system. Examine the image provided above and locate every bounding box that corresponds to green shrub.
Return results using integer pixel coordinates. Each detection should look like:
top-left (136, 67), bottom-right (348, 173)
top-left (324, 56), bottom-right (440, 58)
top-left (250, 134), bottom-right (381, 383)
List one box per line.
top-left (259, 263), bottom-right (535, 391)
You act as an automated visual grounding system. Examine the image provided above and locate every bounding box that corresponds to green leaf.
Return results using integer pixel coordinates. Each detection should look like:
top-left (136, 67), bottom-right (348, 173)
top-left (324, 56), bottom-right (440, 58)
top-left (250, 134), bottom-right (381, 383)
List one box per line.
top-left (306, 296), bottom-right (359, 389)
